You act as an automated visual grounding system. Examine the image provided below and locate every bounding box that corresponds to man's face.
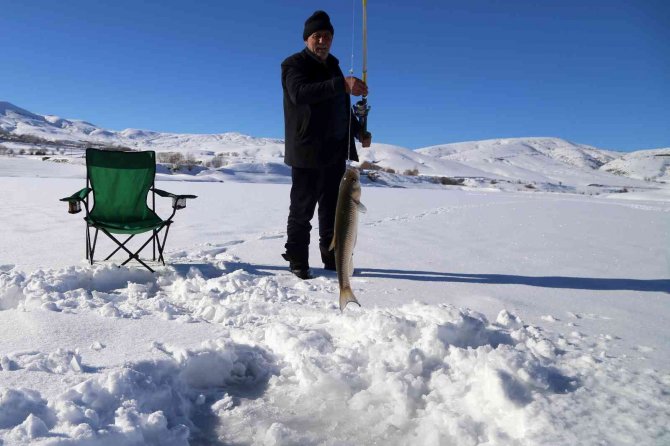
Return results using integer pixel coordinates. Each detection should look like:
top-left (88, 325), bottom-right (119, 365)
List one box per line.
top-left (305, 31), bottom-right (333, 61)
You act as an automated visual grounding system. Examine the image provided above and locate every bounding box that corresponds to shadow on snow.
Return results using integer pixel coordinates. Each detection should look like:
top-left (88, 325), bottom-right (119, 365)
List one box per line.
top-left (356, 268), bottom-right (670, 293)
top-left (174, 262), bottom-right (668, 293)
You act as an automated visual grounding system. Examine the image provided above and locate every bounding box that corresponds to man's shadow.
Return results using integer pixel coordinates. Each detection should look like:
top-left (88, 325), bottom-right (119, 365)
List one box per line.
top-left (355, 268), bottom-right (669, 293)
top-left (172, 262), bottom-right (668, 293)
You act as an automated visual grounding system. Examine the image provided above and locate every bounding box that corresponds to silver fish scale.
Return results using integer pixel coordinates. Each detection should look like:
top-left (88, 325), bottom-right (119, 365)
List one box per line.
top-left (336, 205), bottom-right (358, 289)
top-left (332, 167), bottom-right (364, 310)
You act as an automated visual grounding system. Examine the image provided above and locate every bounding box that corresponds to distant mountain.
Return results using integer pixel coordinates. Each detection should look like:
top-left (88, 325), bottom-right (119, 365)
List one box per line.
top-left (357, 143), bottom-right (493, 178)
top-left (0, 101), bottom-right (100, 139)
top-left (0, 101), bottom-right (284, 158)
top-left (1, 101), bottom-right (666, 189)
top-left (601, 148), bottom-right (670, 182)
top-left (417, 137), bottom-right (618, 169)
top-left (0, 101), bottom-right (43, 121)
top-left (415, 137), bottom-right (646, 186)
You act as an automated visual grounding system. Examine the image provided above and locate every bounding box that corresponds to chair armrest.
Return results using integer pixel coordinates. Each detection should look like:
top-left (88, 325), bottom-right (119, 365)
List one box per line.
top-left (59, 187), bottom-right (92, 203)
top-left (59, 188), bottom-right (91, 214)
top-left (152, 188), bottom-right (197, 210)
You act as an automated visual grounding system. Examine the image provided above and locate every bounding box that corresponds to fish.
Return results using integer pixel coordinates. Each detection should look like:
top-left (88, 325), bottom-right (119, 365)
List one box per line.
top-left (329, 166), bottom-right (367, 311)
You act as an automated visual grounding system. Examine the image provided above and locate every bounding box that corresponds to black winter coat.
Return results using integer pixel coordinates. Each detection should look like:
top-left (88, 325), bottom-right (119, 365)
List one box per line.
top-left (282, 49), bottom-right (360, 168)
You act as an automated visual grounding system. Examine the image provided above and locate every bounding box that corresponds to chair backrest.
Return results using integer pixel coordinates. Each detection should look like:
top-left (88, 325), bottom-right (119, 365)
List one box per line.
top-left (86, 149), bottom-right (156, 223)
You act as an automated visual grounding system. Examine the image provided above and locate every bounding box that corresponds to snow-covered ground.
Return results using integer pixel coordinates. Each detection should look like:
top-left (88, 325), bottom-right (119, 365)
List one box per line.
top-left (0, 153), bottom-right (669, 445)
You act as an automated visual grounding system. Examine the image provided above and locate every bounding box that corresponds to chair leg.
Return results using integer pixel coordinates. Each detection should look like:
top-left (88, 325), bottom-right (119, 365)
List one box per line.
top-left (90, 228), bottom-right (99, 264)
top-left (86, 225), bottom-right (97, 265)
top-left (92, 224), bottom-right (175, 273)
top-left (102, 229), bottom-right (156, 273)
top-left (122, 237), bottom-right (156, 272)
top-left (122, 256), bottom-right (155, 273)
top-left (105, 235), bottom-right (135, 261)
top-left (157, 224), bottom-right (172, 265)
top-left (154, 234), bottom-right (164, 264)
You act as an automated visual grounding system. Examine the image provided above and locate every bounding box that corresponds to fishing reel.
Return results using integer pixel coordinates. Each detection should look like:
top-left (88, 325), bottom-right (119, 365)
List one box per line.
top-left (353, 97), bottom-right (371, 133)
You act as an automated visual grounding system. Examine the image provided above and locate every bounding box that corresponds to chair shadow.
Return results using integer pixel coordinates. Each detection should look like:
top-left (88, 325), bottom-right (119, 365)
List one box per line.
top-left (356, 268), bottom-right (669, 293)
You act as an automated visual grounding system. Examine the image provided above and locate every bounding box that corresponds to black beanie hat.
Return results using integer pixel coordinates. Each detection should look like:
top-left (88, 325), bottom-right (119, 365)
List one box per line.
top-left (303, 10), bottom-right (334, 41)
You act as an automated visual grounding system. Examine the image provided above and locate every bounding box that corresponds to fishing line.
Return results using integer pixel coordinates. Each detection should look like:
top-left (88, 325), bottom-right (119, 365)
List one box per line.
top-left (346, 0), bottom-right (356, 164)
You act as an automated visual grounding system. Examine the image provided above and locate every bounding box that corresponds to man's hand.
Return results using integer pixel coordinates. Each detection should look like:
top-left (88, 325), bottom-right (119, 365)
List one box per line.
top-left (359, 131), bottom-right (372, 148)
top-left (344, 76), bottom-right (368, 96)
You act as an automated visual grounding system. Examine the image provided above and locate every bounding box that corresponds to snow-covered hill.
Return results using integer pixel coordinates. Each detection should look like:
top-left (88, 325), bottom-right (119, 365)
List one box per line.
top-left (1, 101), bottom-right (102, 142)
top-left (415, 137), bottom-right (643, 187)
top-left (0, 101), bottom-right (666, 191)
top-left (417, 137), bottom-right (618, 169)
top-left (357, 143), bottom-right (493, 178)
top-left (600, 148), bottom-right (670, 182)
top-left (0, 101), bottom-right (284, 159)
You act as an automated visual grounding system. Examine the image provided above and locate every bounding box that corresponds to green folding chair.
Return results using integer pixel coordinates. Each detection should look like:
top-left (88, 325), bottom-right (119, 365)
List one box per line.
top-left (60, 148), bottom-right (196, 272)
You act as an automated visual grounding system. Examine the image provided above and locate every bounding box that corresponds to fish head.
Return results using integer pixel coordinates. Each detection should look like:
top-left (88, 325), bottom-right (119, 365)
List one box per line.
top-left (340, 167), bottom-right (361, 200)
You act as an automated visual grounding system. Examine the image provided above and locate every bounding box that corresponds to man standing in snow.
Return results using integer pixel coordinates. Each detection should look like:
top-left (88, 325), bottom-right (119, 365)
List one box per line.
top-left (281, 10), bottom-right (371, 280)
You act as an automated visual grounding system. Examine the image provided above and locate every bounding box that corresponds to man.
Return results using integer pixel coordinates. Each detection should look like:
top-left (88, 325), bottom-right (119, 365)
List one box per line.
top-left (281, 10), bottom-right (371, 279)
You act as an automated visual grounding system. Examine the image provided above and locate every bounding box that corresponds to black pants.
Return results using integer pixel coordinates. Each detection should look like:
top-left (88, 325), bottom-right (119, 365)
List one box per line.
top-left (285, 161), bottom-right (346, 267)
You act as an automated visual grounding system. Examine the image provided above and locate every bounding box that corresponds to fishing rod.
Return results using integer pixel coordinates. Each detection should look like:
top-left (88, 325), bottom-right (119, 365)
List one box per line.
top-left (353, 0), bottom-right (371, 138)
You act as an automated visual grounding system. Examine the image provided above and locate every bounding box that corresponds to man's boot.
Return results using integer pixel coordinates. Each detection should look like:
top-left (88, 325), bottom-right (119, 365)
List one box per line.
top-left (281, 252), bottom-right (313, 280)
top-left (320, 245), bottom-right (336, 271)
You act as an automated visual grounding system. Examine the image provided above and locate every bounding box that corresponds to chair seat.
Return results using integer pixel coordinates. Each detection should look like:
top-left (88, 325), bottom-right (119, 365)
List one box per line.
top-left (86, 215), bottom-right (165, 234)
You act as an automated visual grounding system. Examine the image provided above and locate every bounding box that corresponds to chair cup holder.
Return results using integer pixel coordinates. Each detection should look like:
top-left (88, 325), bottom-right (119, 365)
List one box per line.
top-left (68, 201), bottom-right (82, 214)
top-left (172, 197), bottom-right (187, 209)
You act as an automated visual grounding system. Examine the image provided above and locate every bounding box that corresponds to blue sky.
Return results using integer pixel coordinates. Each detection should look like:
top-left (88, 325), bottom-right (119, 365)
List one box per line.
top-left (1, 0), bottom-right (668, 151)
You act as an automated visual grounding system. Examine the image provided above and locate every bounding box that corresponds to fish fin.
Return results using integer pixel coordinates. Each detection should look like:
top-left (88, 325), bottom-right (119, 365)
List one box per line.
top-left (353, 199), bottom-right (367, 213)
top-left (339, 286), bottom-right (360, 312)
top-left (348, 255), bottom-right (354, 277)
top-left (328, 234), bottom-right (336, 251)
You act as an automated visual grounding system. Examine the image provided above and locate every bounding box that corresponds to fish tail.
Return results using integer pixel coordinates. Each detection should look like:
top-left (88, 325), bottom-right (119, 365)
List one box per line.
top-left (339, 286), bottom-right (361, 312)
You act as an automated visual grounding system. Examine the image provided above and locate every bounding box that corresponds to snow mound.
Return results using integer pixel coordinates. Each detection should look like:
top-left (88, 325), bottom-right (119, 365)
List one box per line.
top-left (42, 338), bottom-right (273, 446)
top-left (0, 264), bottom-right (156, 314)
top-left (0, 349), bottom-right (83, 374)
top-left (1, 262), bottom-right (668, 444)
top-left (0, 388), bottom-right (55, 430)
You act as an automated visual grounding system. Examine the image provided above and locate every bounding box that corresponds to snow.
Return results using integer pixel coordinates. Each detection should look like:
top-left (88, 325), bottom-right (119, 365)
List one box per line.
top-left (415, 137), bottom-right (651, 189)
top-left (1, 101), bottom-right (666, 189)
top-left (0, 103), bottom-right (669, 444)
top-left (357, 142), bottom-right (492, 178)
top-left (601, 148), bottom-right (670, 182)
